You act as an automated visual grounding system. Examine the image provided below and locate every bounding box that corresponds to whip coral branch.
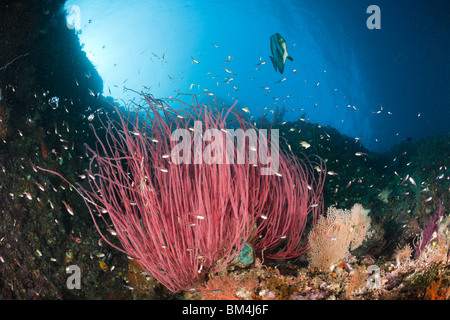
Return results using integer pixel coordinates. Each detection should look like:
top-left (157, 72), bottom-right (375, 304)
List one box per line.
top-left (0, 53), bottom-right (29, 71)
top-left (39, 93), bottom-right (325, 292)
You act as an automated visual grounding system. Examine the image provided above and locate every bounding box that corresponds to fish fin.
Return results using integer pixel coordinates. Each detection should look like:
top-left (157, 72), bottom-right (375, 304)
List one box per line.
top-left (287, 55), bottom-right (293, 61)
top-left (279, 62), bottom-right (285, 74)
top-left (269, 56), bottom-right (278, 72)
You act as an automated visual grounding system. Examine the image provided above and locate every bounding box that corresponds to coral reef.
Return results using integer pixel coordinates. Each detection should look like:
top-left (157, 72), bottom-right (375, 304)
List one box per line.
top-left (0, 0), bottom-right (448, 301)
top-left (307, 203), bottom-right (371, 271)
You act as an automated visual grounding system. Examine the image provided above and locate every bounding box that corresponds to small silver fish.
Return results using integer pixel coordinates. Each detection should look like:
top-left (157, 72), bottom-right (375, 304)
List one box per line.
top-left (300, 141), bottom-right (311, 149)
top-left (191, 56), bottom-right (199, 64)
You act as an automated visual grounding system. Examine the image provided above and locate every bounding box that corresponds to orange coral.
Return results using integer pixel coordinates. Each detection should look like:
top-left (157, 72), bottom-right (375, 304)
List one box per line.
top-left (0, 102), bottom-right (7, 140)
top-left (198, 272), bottom-right (259, 300)
top-left (0, 124), bottom-right (6, 140)
top-left (425, 275), bottom-right (448, 300)
top-left (346, 268), bottom-right (368, 299)
top-left (124, 259), bottom-right (159, 298)
top-left (40, 139), bottom-right (48, 160)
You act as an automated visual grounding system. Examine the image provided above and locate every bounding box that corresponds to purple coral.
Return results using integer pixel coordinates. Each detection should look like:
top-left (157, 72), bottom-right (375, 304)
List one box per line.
top-left (414, 200), bottom-right (443, 259)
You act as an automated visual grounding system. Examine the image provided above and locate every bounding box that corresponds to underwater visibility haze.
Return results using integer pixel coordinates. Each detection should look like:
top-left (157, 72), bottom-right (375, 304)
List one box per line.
top-left (65, 0), bottom-right (450, 153)
top-left (0, 0), bottom-right (449, 302)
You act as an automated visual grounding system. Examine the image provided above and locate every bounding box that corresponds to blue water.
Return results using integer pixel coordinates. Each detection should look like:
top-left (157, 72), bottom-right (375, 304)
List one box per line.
top-left (65, 0), bottom-right (450, 153)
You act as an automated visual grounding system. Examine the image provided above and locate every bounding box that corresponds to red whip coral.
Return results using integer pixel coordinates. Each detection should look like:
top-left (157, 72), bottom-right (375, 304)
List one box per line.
top-left (39, 93), bottom-right (325, 292)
